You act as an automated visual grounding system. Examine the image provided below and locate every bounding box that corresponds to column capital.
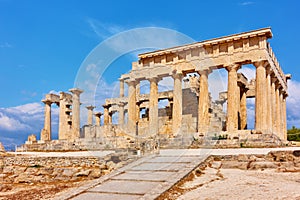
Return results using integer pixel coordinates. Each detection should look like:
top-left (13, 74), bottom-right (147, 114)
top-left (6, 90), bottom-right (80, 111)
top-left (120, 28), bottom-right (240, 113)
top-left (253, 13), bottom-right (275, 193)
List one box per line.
top-left (102, 104), bottom-right (110, 109)
top-left (225, 63), bottom-right (241, 72)
top-left (69, 88), bottom-right (83, 95)
top-left (118, 101), bottom-right (126, 107)
top-left (253, 60), bottom-right (268, 68)
top-left (197, 69), bottom-right (212, 76)
top-left (42, 99), bottom-right (52, 105)
top-left (86, 105), bottom-right (95, 110)
top-left (94, 112), bottom-right (103, 117)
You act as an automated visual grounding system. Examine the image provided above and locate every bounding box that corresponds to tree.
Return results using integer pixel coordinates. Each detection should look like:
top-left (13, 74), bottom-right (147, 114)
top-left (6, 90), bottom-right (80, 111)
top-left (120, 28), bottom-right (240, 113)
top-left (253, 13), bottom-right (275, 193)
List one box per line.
top-left (287, 126), bottom-right (300, 141)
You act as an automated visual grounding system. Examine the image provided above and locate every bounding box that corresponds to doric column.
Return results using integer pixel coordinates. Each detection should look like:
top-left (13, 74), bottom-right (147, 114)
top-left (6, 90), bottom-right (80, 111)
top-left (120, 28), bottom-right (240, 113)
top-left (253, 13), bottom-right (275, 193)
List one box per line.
top-left (41, 100), bottom-right (51, 141)
top-left (279, 92), bottom-right (284, 140)
top-left (172, 72), bottom-right (183, 136)
top-left (86, 105), bottom-right (95, 125)
top-left (198, 70), bottom-right (210, 134)
top-left (266, 67), bottom-right (272, 133)
top-left (149, 77), bottom-right (159, 136)
top-left (127, 80), bottom-right (137, 133)
top-left (136, 81), bottom-right (140, 121)
top-left (254, 61), bottom-right (267, 133)
top-left (94, 112), bottom-right (102, 126)
top-left (103, 105), bottom-right (110, 125)
top-left (69, 88), bottom-right (83, 139)
top-left (226, 64), bottom-right (240, 132)
top-left (119, 78), bottom-right (125, 97)
top-left (271, 77), bottom-right (277, 134)
top-left (275, 85), bottom-right (281, 137)
top-left (240, 87), bottom-right (247, 130)
top-left (118, 102), bottom-right (125, 125)
top-left (282, 94), bottom-right (287, 140)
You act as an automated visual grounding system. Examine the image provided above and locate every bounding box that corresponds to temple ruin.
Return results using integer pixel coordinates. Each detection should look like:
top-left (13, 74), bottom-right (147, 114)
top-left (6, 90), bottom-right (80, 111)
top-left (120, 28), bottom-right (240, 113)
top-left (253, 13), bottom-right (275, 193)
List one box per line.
top-left (22, 27), bottom-right (291, 151)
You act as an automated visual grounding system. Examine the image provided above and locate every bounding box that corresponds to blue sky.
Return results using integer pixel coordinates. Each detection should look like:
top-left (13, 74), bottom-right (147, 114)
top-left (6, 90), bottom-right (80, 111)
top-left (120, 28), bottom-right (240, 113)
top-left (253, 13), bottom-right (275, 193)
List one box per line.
top-left (0, 0), bottom-right (300, 149)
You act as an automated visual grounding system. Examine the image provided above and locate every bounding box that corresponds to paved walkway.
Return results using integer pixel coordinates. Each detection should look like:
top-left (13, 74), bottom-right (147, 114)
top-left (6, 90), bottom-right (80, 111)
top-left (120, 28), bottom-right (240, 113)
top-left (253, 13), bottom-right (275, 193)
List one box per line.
top-left (54, 147), bottom-right (300, 200)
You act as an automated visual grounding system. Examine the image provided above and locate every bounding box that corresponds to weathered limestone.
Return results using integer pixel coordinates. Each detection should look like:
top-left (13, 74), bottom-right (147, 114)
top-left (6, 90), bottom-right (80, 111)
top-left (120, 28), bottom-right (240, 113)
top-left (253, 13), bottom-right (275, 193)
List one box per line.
top-left (0, 142), bottom-right (5, 152)
top-left (103, 105), bottom-right (110, 125)
top-left (254, 61), bottom-right (268, 133)
top-left (198, 70), bottom-right (210, 134)
top-left (275, 85), bottom-right (281, 136)
top-left (59, 92), bottom-right (73, 140)
top-left (119, 78), bottom-right (125, 97)
top-left (266, 68), bottom-right (273, 133)
top-left (226, 64), bottom-right (240, 132)
top-left (86, 105), bottom-right (95, 125)
top-left (94, 112), bottom-right (102, 126)
top-left (172, 72), bottom-right (183, 136)
top-left (118, 102), bottom-right (125, 125)
top-left (41, 100), bottom-right (52, 141)
top-left (149, 77), bottom-right (159, 136)
top-left (69, 88), bottom-right (83, 140)
top-left (240, 87), bottom-right (247, 130)
top-left (127, 80), bottom-right (137, 134)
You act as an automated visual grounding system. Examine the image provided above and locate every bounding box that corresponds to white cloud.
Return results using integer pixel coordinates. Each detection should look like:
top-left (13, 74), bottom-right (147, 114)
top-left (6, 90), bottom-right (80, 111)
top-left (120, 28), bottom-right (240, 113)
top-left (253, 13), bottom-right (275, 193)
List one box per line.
top-left (287, 80), bottom-right (300, 127)
top-left (0, 112), bottom-right (30, 131)
top-left (239, 1), bottom-right (254, 6)
top-left (87, 18), bottom-right (125, 40)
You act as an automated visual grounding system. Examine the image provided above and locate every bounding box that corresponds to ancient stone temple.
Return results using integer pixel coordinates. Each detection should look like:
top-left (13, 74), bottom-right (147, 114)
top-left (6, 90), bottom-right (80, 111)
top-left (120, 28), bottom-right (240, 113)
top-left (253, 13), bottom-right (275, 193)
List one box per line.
top-left (22, 27), bottom-right (290, 151)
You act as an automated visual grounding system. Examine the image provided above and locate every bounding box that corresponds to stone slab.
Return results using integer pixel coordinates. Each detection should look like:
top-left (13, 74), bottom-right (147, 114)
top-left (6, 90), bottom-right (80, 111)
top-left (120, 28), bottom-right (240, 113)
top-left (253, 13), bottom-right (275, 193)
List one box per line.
top-left (112, 170), bottom-right (174, 181)
top-left (88, 180), bottom-right (159, 195)
top-left (130, 162), bottom-right (187, 171)
top-left (72, 192), bottom-right (141, 200)
top-left (146, 156), bottom-right (195, 163)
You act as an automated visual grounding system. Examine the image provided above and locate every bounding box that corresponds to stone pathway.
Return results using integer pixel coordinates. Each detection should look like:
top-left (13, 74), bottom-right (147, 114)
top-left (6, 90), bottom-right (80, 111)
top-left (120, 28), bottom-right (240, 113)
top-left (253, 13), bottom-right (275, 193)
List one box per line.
top-left (54, 147), bottom-right (300, 200)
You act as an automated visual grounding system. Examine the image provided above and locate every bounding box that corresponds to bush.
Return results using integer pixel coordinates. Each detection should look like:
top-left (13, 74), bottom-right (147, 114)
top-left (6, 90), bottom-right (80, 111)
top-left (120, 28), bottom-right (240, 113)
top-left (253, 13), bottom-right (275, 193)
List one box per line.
top-left (287, 126), bottom-right (300, 141)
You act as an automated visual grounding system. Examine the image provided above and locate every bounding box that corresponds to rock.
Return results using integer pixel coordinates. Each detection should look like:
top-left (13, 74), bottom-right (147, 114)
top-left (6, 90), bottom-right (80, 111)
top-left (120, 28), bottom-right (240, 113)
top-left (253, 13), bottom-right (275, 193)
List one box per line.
top-left (211, 161), bottom-right (222, 169)
top-left (237, 154), bottom-right (249, 162)
top-left (249, 161), bottom-right (278, 170)
top-left (75, 169), bottom-right (90, 177)
top-left (89, 168), bottom-right (101, 178)
top-left (62, 168), bottom-right (78, 177)
top-left (221, 161), bottom-right (248, 170)
top-left (0, 142), bottom-right (5, 152)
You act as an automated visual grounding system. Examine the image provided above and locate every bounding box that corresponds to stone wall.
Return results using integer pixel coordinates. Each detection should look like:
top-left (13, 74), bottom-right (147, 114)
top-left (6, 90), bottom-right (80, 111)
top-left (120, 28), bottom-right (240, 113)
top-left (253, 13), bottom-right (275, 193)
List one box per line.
top-left (0, 152), bottom-right (133, 187)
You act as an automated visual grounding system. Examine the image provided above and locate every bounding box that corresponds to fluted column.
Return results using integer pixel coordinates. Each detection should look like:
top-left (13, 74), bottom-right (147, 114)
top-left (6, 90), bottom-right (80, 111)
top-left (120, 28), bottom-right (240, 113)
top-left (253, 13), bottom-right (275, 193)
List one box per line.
top-left (271, 77), bottom-right (277, 134)
top-left (266, 67), bottom-right (272, 133)
top-left (198, 70), bottom-right (210, 134)
top-left (41, 100), bottom-right (51, 141)
top-left (118, 102), bottom-right (125, 125)
top-left (86, 105), bottom-right (95, 125)
top-left (275, 85), bottom-right (281, 137)
top-left (254, 61), bottom-right (267, 133)
top-left (136, 81), bottom-right (140, 121)
top-left (279, 92), bottom-right (284, 140)
top-left (172, 72), bottom-right (183, 136)
top-left (226, 64), bottom-right (240, 132)
top-left (240, 87), bottom-right (247, 130)
top-left (282, 94), bottom-right (287, 140)
top-left (119, 78), bottom-right (124, 97)
top-left (149, 77), bottom-right (159, 136)
top-left (103, 105), bottom-right (110, 125)
top-left (94, 112), bottom-right (102, 126)
top-left (69, 88), bottom-right (83, 139)
top-left (127, 80), bottom-right (137, 133)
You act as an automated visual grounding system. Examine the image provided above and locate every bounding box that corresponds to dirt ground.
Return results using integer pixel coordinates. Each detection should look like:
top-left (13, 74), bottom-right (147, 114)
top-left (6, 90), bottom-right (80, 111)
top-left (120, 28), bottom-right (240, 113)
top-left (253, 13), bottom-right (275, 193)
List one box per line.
top-left (160, 166), bottom-right (300, 200)
top-left (0, 181), bottom-right (86, 200)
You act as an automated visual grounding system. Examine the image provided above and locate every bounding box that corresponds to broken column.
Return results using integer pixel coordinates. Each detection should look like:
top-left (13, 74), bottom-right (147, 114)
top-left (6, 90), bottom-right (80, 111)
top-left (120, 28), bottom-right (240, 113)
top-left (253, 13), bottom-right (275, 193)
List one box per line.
top-left (94, 112), bottom-right (102, 126)
top-left (86, 105), bottom-right (95, 125)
